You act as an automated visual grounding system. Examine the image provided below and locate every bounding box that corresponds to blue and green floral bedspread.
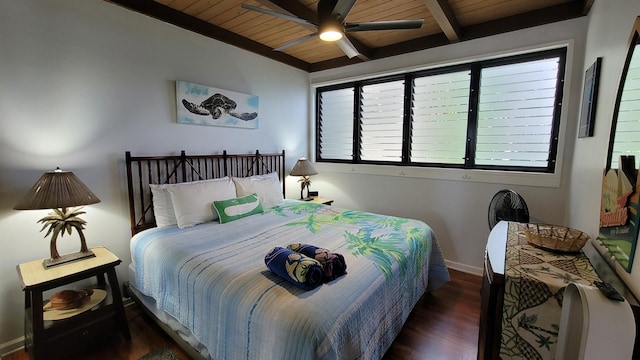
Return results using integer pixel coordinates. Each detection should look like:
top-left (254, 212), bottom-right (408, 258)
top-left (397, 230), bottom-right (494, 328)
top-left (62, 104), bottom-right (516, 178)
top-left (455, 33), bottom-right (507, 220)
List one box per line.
top-left (130, 200), bottom-right (449, 360)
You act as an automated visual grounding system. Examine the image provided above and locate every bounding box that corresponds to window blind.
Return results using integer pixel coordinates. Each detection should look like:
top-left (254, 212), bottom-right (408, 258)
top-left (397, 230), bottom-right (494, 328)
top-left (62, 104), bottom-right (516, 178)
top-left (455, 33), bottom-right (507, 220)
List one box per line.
top-left (315, 47), bottom-right (565, 173)
top-left (360, 80), bottom-right (405, 162)
top-left (476, 58), bottom-right (561, 168)
top-left (411, 71), bottom-right (470, 164)
top-left (318, 87), bottom-right (354, 160)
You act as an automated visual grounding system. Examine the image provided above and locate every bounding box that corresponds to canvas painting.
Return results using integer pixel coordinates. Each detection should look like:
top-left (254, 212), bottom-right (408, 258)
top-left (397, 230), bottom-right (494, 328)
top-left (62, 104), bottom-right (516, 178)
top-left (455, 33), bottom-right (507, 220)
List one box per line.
top-left (176, 80), bottom-right (259, 129)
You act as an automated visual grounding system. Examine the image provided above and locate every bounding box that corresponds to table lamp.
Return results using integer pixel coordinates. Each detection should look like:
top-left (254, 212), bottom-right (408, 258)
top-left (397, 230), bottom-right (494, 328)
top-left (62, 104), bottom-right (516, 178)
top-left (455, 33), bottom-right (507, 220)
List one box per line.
top-left (14, 168), bottom-right (101, 268)
top-left (290, 157), bottom-right (318, 201)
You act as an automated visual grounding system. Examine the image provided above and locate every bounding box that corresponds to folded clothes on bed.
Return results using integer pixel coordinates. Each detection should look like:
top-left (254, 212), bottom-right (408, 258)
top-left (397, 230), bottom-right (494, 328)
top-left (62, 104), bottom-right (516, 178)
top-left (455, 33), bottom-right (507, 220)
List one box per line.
top-left (286, 243), bottom-right (347, 282)
top-left (264, 247), bottom-right (324, 290)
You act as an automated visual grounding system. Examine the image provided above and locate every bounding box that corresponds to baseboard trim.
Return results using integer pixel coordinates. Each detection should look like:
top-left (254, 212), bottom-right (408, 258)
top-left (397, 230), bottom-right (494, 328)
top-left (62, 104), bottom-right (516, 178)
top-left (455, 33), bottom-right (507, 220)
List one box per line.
top-left (446, 260), bottom-right (483, 276)
top-left (1, 336), bottom-right (24, 358)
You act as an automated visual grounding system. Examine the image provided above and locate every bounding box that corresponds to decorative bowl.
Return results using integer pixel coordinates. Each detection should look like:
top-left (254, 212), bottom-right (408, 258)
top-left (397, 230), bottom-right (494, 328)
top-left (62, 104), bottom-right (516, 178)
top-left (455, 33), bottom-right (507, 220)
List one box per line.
top-left (524, 223), bottom-right (590, 253)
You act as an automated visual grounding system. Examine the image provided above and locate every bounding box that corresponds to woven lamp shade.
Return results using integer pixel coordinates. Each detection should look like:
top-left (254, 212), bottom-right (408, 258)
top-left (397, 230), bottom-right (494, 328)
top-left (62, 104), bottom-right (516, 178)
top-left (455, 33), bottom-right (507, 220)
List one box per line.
top-left (14, 169), bottom-right (100, 210)
top-left (290, 158), bottom-right (318, 177)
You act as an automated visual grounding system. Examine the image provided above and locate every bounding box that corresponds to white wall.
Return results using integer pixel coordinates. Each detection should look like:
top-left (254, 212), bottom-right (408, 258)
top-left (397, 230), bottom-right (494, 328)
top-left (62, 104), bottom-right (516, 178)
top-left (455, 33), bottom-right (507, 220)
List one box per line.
top-left (3, 0), bottom-right (639, 352)
top-left (568, 0), bottom-right (640, 297)
top-left (0, 0), bottom-right (310, 349)
top-left (310, 18), bottom-right (590, 274)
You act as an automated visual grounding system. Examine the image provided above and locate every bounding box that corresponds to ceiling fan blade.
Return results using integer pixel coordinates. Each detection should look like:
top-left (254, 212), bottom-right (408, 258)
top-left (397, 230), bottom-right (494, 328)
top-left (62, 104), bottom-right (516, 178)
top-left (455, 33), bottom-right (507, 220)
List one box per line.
top-left (331, 0), bottom-right (357, 20)
top-left (318, 0), bottom-right (356, 22)
top-left (274, 33), bottom-right (317, 51)
top-left (345, 19), bottom-right (424, 32)
top-left (335, 37), bottom-right (360, 58)
top-left (241, 4), bottom-right (317, 28)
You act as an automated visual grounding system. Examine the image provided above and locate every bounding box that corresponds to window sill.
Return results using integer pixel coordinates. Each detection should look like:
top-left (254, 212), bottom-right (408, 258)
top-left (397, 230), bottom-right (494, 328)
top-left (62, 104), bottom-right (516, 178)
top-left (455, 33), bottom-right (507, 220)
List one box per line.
top-left (314, 162), bottom-right (561, 188)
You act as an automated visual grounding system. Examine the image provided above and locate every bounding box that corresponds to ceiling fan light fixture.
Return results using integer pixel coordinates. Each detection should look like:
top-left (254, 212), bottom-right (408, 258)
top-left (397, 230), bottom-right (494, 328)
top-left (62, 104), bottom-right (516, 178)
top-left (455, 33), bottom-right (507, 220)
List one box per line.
top-left (319, 22), bottom-right (344, 41)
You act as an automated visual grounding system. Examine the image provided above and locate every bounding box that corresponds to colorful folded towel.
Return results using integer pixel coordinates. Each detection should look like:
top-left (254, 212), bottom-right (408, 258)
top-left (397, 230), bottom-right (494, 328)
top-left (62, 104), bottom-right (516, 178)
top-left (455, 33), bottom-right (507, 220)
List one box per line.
top-left (264, 247), bottom-right (324, 290)
top-left (286, 243), bottom-right (347, 282)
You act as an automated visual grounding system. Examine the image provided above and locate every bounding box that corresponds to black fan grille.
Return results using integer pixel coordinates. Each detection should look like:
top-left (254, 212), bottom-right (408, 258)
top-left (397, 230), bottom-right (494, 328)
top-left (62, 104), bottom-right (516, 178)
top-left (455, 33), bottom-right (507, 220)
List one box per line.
top-left (488, 189), bottom-right (530, 229)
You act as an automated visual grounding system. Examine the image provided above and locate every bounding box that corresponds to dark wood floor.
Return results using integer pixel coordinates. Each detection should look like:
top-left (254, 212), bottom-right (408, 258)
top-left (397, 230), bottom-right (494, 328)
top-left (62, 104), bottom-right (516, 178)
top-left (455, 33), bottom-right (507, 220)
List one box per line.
top-left (3, 269), bottom-right (481, 360)
top-left (383, 269), bottom-right (482, 360)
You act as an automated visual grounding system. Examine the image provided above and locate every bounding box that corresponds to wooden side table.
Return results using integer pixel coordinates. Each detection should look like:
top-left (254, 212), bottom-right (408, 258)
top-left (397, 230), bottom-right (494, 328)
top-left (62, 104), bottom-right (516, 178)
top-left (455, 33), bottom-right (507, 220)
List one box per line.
top-left (307, 197), bottom-right (334, 205)
top-left (16, 246), bottom-right (130, 360)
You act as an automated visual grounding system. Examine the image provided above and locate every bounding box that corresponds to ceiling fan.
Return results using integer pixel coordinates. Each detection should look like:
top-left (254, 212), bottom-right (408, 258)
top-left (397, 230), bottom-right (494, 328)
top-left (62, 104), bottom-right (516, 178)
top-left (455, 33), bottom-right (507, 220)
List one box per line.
top-left (241, 0), bottom-right (424, 59)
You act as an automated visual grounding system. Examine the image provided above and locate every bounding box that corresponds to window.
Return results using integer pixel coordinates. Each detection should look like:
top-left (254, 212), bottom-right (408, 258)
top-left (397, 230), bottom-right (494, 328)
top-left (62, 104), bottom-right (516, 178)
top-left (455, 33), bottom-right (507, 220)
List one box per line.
top-left (360, 80), bottom-right (405, 162)
top-left (316, 48), bottom-right (566, 173)
top-left (411, 70), bottom-right (470, 165)
top-left (317, 87), bottom-right (354, 161)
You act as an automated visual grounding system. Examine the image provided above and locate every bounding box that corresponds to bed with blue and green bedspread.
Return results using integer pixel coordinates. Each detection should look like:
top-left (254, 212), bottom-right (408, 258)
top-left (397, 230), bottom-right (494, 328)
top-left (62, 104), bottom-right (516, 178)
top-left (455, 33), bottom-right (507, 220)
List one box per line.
top-left (129, 200), bottom-right (449, 360)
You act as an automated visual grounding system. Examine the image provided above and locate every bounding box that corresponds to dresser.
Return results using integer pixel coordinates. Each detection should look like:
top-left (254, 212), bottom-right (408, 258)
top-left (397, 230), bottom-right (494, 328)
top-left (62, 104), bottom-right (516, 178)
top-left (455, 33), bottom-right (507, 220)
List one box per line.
top-left (477, 221), bottom-right (508, 360)
top-left (478, 221), bottom-right (640, 360)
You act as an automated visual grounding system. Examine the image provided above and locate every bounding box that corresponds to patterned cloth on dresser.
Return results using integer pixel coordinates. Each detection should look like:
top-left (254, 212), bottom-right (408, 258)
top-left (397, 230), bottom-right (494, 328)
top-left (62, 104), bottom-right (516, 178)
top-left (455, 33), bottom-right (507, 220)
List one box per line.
top-left (499, 222), bottom-right (601, 360)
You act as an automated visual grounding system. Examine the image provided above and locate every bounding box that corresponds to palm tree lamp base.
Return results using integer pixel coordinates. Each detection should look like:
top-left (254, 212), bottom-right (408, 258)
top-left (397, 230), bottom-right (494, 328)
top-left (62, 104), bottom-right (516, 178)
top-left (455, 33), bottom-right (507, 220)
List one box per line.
top-left (43, 250), bottom-right (96, 269)
top-left (12, 169), bottom-right (102, 270)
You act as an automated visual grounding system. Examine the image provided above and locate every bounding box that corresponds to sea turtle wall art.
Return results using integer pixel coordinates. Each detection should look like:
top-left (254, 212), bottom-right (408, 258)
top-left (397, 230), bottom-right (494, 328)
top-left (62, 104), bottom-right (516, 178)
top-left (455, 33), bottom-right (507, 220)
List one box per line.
top-left (176, 80), bottom-right (259, 129)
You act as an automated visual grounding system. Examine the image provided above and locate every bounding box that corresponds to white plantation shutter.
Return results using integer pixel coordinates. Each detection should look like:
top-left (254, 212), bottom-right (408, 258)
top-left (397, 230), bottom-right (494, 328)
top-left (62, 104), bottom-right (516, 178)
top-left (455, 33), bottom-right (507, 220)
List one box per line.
top-left (611, 49), bottom-right (640, 170)
top-left (360, 80), bottom-right (405, 162)
top-left (318, 87), bottom-right (354, 160)
top-left (411, 71), bottom-right (470, 164)
top-left (476, 58), bottom-right (560, 168)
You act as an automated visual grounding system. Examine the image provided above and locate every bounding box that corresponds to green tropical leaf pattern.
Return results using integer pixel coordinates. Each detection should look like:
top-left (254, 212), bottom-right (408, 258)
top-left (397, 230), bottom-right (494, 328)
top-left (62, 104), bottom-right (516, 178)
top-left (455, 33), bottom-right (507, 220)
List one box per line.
top-left (268, 202), bottom-right (430, 278)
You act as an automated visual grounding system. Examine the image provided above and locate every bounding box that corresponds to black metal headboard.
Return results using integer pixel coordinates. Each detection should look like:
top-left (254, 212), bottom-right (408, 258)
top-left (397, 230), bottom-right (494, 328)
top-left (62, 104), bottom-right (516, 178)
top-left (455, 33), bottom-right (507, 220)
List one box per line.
top-left (125, 150), bottom-right (286, 235)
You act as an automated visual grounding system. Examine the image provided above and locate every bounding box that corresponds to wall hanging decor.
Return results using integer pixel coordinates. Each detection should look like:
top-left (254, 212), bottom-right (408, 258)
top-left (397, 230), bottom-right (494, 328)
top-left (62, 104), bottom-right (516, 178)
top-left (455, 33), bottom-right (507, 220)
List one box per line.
top-left (176, 80), bottom-right (259, 129)
top-left (578, 57), bottom-right (602, 138)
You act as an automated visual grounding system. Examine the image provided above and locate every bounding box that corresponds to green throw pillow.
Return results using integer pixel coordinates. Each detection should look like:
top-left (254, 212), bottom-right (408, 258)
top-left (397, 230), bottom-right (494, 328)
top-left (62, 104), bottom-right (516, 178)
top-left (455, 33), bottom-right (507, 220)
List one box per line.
top-left (212, 193), bottom-right (263, 224)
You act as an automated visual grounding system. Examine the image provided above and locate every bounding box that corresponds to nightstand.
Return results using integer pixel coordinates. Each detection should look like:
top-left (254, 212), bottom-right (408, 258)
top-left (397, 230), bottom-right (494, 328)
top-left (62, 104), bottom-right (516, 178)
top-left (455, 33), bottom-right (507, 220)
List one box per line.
top-left (307, 197), bottom-right (334, 205)
top-left (16, 246), bottom-right (131, 360)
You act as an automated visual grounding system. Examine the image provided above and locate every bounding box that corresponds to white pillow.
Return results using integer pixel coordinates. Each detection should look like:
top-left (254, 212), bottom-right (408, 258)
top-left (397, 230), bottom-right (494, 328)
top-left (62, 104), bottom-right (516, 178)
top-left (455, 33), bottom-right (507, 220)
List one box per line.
top-left (167, 177), bottom-right (237, 228)
top-left (232, 172), bottom-right (284, 208)
top-left (150, 178), bottom-right (219, 227)
top-left (149, 183), bottom-right (178, 227)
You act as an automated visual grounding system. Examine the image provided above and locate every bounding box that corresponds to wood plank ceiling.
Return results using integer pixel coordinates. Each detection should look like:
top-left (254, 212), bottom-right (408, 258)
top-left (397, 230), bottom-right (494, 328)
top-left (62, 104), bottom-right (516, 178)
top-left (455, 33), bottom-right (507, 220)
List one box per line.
top-left (105, 0), bottom-right (593, 72)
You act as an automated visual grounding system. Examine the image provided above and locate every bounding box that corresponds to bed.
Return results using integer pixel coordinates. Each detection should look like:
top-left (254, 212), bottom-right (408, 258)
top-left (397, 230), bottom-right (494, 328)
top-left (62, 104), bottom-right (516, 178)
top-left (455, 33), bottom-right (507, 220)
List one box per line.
top-left (124, 150), bottom-right (450, 360)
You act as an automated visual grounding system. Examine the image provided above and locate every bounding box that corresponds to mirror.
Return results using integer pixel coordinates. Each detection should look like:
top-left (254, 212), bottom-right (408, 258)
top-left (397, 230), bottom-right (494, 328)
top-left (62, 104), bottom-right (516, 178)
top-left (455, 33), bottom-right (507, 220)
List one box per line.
top-left (598, 17), bottom-right (640, 272)
top-left (600, 17), bottom-right (640, 272)
top-left (608, 17), bottom-right (640, 170)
